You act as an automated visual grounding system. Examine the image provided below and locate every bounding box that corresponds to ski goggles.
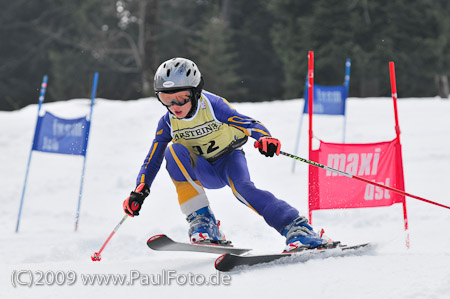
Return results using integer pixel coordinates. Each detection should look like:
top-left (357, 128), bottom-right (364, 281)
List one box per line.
top-left (157, 90), bottom-right (192, 107)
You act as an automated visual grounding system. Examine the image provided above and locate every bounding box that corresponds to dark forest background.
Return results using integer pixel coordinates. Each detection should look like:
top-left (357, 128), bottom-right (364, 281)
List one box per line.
top-left (1, 0), bottom-right (450, 110)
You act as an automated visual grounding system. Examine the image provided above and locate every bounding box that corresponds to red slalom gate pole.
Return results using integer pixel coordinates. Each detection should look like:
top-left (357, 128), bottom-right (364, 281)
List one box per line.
top-left (307, 51), bottom-right (314, 223)
top-left (308, 51), bottom-right (314, 154)
top-left (389, 61), bottom-right (409, 248)
top-left (91, 215), bottom-right (128, 261)
top-left (390, 62), bottom-right (401, 141)
top-left (254, 141), bottom-right (450, 211)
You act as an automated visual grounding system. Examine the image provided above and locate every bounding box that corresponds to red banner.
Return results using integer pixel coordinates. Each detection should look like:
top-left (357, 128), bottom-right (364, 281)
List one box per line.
top-left (309, 138), bottom-right (405, 211)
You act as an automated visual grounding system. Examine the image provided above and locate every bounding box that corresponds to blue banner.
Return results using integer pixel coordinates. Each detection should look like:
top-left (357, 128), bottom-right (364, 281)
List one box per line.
top-left (32, 111), bottom-right (90, 156)
top-left (303, 84), bottom-right (347, 115)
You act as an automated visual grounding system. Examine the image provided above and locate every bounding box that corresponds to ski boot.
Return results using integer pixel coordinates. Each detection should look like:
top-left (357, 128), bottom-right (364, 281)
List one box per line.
top-left (187, 206), bottom-right (231, 246)
top-left (282, 216), bottom-right (334, 252)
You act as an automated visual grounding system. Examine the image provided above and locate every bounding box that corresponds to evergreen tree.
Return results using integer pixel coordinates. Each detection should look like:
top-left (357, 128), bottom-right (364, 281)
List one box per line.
top-left (188, 4), bottom-right (244, 100)
top-left (268, 0), bottom-right (314, 99)
top-left (351, 0), bottom-right (442, 96)
top-left (2, 0), bottom-right (450, 110)
top-left (308, 0), bottom-right (355, 85)
top-left (0, 0), bottom-right (55, 109)
top-left (227, 0), bottom-right (284, 102)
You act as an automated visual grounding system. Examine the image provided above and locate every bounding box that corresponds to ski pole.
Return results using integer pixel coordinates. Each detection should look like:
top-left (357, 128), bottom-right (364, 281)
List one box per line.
top-left (254, 141), bottom-right (450, 210)
top-left (91, 214), bottom-right (128, 261)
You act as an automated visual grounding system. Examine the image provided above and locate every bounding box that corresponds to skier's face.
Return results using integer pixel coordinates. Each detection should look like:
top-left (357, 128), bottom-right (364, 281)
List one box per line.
top-left (157, 90), bottom-right (193, 118)
top-left (168, 100), bottom-right (192, 119)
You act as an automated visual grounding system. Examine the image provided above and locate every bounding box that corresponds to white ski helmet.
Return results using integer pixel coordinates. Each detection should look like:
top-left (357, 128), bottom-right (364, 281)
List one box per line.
top-left (154, 57), bottom-right (204, 118)
top-left (154, 57), bottom-right (202, 92)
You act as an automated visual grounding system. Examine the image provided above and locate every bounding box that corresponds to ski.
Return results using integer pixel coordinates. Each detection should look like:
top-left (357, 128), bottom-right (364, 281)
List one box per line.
top-left (214, 243), bottom-right (371, 272)
top-left (147, 234), bottom-right (252, 255)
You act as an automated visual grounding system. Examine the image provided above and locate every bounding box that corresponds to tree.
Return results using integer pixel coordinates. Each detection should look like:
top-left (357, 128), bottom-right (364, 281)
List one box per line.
top-left (351, 0), bottom-right (442, 97)
top-left (309, 0), bottom-right (357, 85)
top-left (2, 0), bottom-right (450, 111)
top-left (268, 0), bottom-right (314, 99)
top-left (188, 2), bottom-right (244, 100)
top-left (0, 0), bottom-right (57, 109)
top-left (269, 0), bottom-right (448, 98)
top-left (227, 0), bottom-right (284, 102)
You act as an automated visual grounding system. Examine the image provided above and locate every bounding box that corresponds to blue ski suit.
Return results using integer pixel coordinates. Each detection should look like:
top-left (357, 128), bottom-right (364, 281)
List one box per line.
top-left (137, 91), bottom-right (299, 233)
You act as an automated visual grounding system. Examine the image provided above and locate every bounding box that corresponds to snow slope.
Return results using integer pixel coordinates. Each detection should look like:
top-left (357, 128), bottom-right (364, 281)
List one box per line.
top-left (1, 97), bottom-right (449, 299)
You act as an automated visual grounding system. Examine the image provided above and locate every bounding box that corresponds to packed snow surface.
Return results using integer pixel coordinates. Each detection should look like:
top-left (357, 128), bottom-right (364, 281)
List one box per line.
top-left (1, 97), bottom-right (449, 298)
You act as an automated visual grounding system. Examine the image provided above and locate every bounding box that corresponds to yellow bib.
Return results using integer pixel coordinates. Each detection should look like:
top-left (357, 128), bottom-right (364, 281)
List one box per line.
top-left (169, 95), bottom-right (247, 161)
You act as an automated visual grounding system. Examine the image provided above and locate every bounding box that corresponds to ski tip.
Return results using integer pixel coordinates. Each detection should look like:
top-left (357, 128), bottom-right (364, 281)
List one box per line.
top-left (147, 234), bottom-right (166, 244)
top-left (215, 254), bottom-right (228, 267)
top-left (215, 254), bottom-right (234, 272)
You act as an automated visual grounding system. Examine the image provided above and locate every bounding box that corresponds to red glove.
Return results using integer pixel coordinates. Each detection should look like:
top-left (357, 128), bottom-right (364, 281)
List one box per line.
top-left (255, 137), bottom-right (281, 157)
top-left (123, 183), bottom-right (150, 217)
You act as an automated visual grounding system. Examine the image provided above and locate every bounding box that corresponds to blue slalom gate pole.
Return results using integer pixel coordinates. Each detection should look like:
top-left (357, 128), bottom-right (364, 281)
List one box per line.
top-left (74, 72), bottom-right (98, 231)
top-left (16, 75), bottom-right (48, 233)
top-left (342, 59), bottom-right (351, 143)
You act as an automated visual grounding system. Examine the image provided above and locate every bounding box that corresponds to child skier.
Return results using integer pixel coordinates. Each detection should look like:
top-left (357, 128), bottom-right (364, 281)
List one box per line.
top-left (123, 57), bottom-right (328, 252)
